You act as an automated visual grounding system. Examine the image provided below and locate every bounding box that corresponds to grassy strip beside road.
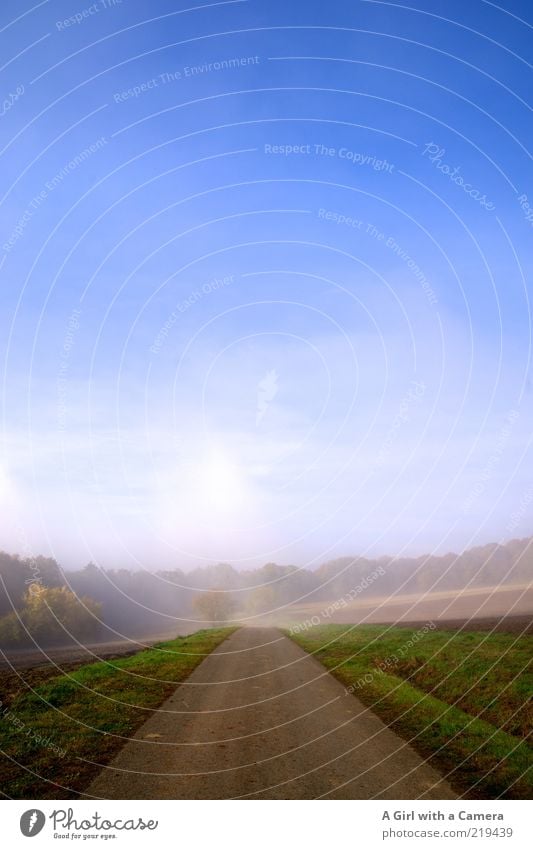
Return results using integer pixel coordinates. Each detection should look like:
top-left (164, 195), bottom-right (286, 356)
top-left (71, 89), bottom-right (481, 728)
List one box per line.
top-left (287, 624), bottom-right (532, 799)
top-left (0, 627), bottom-right (235, 799)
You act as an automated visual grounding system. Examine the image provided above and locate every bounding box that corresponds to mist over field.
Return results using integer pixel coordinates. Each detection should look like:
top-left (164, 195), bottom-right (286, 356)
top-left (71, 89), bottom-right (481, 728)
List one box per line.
top-left (1, 535), bottom-right (531, 648)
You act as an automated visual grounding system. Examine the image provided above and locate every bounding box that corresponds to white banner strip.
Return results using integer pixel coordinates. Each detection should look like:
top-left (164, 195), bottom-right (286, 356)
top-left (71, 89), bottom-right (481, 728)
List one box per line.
top-left (3, 799), bottom-right (530, 848)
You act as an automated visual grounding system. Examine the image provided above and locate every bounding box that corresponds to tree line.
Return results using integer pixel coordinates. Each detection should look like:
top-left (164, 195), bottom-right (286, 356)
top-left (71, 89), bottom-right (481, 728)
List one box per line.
top-left (0, 536), bottom-right (531, 647)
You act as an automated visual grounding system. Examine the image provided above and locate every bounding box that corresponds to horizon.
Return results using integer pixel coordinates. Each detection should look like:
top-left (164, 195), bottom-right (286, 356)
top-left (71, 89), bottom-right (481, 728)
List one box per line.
top-left (4, 531), bottom-right (533, 575)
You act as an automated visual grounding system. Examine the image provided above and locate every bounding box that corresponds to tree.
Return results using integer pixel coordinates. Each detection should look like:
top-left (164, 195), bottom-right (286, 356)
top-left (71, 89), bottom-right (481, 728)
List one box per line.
top-left (0, 552), bottom-right (63, 617)
top-left (0, 610), bottom-right (23, 646)
top-left (247, 584), bottom-right (277, 615)
top-left (0, 586), bottom-right (102, 647)
top-left (192, 588), bottom-right (235, 627)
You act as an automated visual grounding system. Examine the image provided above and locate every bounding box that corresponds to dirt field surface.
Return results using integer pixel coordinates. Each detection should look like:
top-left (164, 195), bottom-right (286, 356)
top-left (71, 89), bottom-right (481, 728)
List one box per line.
top-left (0, 631), bottom-right (178, 672)
top-left (388, 614), bottom-right (533, 634)
top-left (86, 626), bottom-right (456, 800)
top-left (284, 584), bottom-right (533, 631)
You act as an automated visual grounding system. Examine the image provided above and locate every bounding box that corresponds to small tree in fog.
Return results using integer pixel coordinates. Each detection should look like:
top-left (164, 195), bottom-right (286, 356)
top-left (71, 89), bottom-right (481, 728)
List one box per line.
top-left (247, 584), bottom-right (277, 615)
top-left (193, 589), bottom-right (235, 627)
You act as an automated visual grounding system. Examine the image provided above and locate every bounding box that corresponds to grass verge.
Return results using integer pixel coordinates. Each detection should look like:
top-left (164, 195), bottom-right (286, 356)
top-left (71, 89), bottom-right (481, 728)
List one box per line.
top-left (0, 627), bottom-right (235, 799)
top-left (287, 624), bottom-right (532, 799)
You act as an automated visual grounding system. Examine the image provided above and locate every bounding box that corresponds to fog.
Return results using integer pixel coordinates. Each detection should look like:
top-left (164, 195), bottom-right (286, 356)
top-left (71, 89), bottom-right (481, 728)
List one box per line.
top-left (1, 536), bottom-right (531, 647)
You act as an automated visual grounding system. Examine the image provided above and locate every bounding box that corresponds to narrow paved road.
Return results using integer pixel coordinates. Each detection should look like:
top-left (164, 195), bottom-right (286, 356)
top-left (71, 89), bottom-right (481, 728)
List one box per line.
top-left (87, 627), bottom-right (456, 799)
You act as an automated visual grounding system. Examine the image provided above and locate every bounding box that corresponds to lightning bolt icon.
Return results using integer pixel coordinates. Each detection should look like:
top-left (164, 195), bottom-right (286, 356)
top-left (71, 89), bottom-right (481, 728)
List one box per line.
top-left (28, 811), bottom-right (38, 833)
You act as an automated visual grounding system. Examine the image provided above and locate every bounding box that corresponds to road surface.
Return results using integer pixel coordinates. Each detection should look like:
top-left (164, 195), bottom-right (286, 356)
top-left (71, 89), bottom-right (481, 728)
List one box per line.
top-left (87, 627), bottom-right (456, 800)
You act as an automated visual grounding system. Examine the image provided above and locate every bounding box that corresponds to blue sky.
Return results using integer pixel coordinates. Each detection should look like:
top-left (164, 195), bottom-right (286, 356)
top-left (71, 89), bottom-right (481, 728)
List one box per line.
top-left (0, 0), bottom-right (532, 570)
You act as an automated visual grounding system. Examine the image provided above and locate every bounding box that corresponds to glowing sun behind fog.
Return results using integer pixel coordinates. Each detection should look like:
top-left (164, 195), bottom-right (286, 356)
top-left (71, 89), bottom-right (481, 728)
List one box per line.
top-left (197, 449), bottom-right (247, 514)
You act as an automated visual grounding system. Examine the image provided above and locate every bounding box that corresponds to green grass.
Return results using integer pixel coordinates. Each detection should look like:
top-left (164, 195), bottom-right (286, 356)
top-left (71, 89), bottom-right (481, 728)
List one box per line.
top-left (287, 624), bottom-right (532, 799)
top-left (0, 627), bottom-right (235, 798)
